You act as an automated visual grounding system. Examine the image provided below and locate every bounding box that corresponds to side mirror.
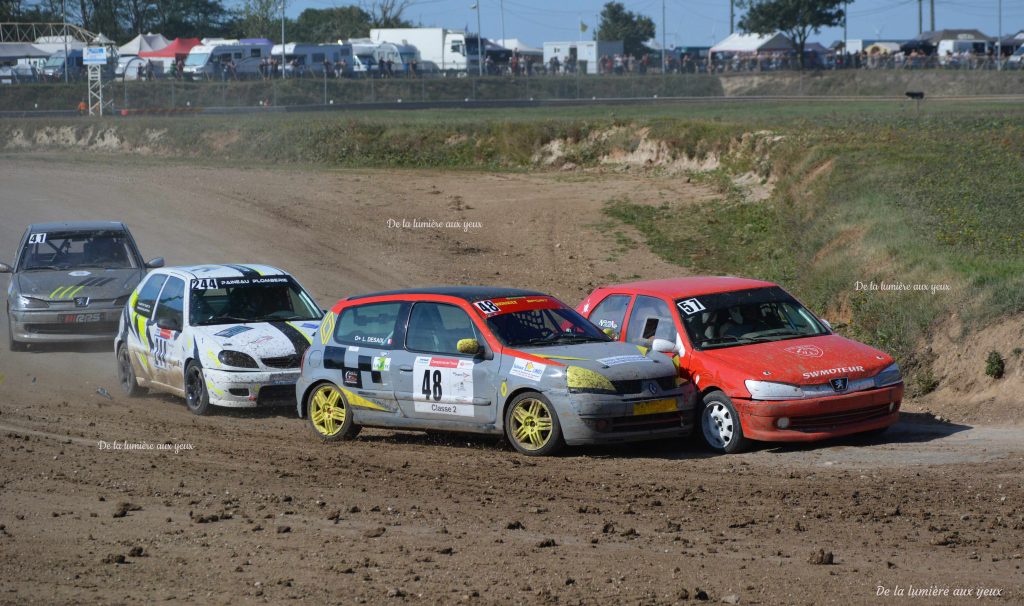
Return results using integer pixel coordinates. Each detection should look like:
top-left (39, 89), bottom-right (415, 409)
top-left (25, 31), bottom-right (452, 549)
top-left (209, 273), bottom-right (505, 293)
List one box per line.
top-left (651, 338), bottom-right (679, 355)
top-left (602, 327), bottom-right (618, 339)
top-left (821, 319), bottom-right (833, 331)
top-left (0, 262), bottom-right (11, 273)
top-left (457, 338), bottom-right (482, 356)
top-left (156, 316), bottom-right (181, 332)
top-left (145, 257), bottom-right (165, 269)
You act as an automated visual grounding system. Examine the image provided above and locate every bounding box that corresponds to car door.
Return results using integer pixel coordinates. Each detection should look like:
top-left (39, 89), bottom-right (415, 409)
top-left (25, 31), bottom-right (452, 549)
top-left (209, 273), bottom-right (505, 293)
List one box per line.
top-left (622, 295), bottom-right (690, 377)
top-left (393, 301), bottom-right (498, 424)
top-left (149, 276), bottom-right (186, 390)
top-left (127, 273), bottom-right (167, 383)
top-left (586, 293), bottom-right (633, 340)
top-left (329, 300), bottom-right (407, 415)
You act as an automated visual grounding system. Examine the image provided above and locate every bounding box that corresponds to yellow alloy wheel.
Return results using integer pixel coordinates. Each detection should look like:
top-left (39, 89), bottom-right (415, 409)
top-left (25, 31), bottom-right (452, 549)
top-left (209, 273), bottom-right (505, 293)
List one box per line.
top-left (509, 397), bottom-right (554, 451)
top-left (310, 384), bottom-right (347, 436)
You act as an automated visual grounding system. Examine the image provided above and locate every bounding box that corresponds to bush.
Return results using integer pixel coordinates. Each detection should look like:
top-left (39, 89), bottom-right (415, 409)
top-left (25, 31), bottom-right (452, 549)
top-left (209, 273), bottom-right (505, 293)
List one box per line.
top-left (985, 351), bottom-right (1005, 379)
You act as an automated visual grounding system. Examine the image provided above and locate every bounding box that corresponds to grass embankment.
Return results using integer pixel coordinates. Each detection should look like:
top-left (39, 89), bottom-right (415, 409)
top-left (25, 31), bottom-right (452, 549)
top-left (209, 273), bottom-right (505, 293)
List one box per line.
top-left (3, 100), bottom-right (1022, 389)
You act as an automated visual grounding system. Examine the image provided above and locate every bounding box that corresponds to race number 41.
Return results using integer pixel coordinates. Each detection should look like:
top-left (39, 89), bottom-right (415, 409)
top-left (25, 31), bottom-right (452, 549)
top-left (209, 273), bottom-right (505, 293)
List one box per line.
top-left (28, 233), bottom-right (47, 244)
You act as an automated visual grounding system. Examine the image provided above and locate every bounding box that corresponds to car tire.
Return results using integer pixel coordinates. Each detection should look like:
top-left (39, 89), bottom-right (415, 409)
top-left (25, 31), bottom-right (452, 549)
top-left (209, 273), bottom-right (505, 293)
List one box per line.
top-left (504, 391), bottom-right (564, 456)
top-left (699, 390), bottom-right (749, 454)
top-left (306, 382), bottom-right (360, 442)
top-left (7, 315), bottom-right (27, 352)
top-left (184, 361), bottom-right (212, 416)
top-left (116, 344), bottom-right (145, 397)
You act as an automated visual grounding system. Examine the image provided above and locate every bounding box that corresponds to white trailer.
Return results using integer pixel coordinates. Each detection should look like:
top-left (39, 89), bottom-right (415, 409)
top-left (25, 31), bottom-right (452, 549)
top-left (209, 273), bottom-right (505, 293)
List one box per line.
top-left (370, 28), bottom-right (468, 74)
top-left (543, 40), bottom-right (623, 75)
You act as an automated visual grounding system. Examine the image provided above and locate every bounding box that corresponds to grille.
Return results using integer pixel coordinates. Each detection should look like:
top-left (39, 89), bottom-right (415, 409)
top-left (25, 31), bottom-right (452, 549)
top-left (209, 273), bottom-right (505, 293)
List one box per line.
top-left (788, 404), bottom-right (893, 432)
top-left (261, 355), bottom-right (300, 369)
top-left (26, 322), bottom-right (118, 336)
top-left (257, 385), bottom-right (296, 405)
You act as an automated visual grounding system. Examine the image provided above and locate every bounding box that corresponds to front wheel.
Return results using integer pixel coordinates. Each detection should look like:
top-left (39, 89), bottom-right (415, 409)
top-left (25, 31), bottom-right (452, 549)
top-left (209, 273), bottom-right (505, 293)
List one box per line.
top-left (700, 390), bottom-right (749, 454)
top-left (116, 344), bottom-right (145, 397)
top-left (184, 361), bottom-right (211, 415)
top-left (504, 392), bottom-right (564, 456)
top-left (307, 383), bottom-right (360, 441)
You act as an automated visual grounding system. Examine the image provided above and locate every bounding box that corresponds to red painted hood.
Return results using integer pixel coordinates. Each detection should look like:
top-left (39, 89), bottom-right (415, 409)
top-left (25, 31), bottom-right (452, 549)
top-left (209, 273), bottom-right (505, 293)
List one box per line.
top-left (697, 335), bottom-right (893, 385)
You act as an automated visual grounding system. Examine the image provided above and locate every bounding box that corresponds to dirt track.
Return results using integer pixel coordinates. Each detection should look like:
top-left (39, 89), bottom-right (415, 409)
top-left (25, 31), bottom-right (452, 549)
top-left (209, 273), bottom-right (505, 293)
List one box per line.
top-left (0, 155), bottom-right (1021, 605)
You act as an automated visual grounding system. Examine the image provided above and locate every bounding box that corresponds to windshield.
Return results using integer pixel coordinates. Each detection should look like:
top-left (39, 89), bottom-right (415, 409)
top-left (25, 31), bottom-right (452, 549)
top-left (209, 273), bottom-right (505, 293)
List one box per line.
top-left (185, 52), bottom-right (209, 67)
top-left (356, 53), bottom-right (374, 65)
top-left (190, 275), bottom-right (321, 326)
top-left (18, 230), bottom-right (138, 271)
top-left (44, 55), bottom-right (64, 68)
top-left (483, 299), bottom-right (610, 348)
top-left (400, 52), bottom-right (416, 63)
top-left (678, 287), bottom-right (828, 350)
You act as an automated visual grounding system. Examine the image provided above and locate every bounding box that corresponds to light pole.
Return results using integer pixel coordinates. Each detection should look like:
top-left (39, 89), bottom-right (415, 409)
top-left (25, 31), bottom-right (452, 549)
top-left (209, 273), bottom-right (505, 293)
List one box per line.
top-left (661, 0), bottom-right (667, 74)
top-left (62, 0), bottom-right (68, 83)
top-left (472, 2), bottom-right (482, 77)
top-left (500, 0), bottom-right (505, 47)
top-left (997, 0), bottom-right (1003, 70)
top-left (280, 0), bottom-right (286, 79)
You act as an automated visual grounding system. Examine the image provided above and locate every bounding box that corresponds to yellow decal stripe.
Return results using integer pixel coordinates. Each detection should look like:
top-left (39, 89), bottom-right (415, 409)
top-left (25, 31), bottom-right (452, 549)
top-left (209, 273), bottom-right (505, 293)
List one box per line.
top-left (49, 286), bottom-right (65, 299)
top-left (287, 322), bottom-right (313, 344)
top-left (339, 387), bottom-right (389, 411)
top-left (67, 285), bottom-right (86, 299)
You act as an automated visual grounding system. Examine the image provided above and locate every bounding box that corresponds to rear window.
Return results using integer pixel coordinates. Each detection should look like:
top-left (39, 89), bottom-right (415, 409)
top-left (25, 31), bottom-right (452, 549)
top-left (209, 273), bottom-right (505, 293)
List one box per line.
top-left (334, 302), bottom-right (406, 349)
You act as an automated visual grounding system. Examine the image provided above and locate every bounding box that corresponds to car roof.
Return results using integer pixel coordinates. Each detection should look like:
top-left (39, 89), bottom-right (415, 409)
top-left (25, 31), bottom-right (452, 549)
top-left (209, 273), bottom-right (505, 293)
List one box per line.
top-left (599, 276), bottom-right (779, 298)
top-left (347, 286), bottom-right (545, 303)
top-left (160, 264), bottom-right (289, 280)
top-left (27, 221), bottom-right (127, 232)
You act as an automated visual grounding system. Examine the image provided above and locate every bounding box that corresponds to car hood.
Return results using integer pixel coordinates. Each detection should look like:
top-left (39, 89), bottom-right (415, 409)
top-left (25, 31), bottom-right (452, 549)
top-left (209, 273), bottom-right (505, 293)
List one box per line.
top-left (16, 268), bottom-right (143, 302)
top-left (192, 321), bottom-right (320, 366)
top-left (515, 341), bottom-right (675, 380)
top-left (698, 335), bottom-right (892, 385)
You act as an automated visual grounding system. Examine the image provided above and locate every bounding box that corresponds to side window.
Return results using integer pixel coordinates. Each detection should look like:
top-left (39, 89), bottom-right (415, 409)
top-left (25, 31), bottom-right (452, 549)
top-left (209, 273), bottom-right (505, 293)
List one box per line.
top-left (153, 277), bottom-right (185, 330)
top-left (335, 302), bottom-right (404, 348)
top-left (134, 274), bottom-right (167, 318)
top-left (589, 294), bottom-right (631, 337)
top-left (406, 302), bottom-right (479, 355)
top-left (625, 295), bottom-right (678, 346)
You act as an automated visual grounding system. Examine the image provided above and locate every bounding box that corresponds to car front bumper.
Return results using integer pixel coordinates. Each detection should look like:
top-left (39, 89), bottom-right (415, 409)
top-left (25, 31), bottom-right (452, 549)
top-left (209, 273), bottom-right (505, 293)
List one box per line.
top-left (9, 307), bottom-right (122, 343)
top-left (734, 383), bottom-right (904, 442)
top-left (560, 388), bottom-right (697, 445)
top-left (203, 367), bottom-right (300, 408)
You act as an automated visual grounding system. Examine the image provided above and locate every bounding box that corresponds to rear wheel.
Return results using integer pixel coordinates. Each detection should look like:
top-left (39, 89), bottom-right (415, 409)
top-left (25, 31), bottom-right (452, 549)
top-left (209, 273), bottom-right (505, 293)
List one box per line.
top-left (307, 383), bottom-right (360, 442)
top-left (700, 390), bottom-right (749, 454)
top-left (505, 392), bottom-right (564, 456)
top-left (184, 361), bottom-right (211, 415)
top-left (7, 315), bottom-right (27, 352)
top-left (116, 344), bottom-right (145, 397)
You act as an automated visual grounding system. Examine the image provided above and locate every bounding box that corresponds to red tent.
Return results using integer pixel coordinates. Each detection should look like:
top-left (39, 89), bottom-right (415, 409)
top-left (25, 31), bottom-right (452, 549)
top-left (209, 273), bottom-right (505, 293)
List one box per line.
top-left (138, 38), bottom-right (200, 58)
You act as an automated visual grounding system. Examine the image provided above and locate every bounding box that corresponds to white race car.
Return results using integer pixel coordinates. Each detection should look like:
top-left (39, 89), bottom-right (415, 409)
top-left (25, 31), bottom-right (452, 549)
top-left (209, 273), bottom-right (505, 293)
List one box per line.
top-left (114, 264), bottom-right (323, 415)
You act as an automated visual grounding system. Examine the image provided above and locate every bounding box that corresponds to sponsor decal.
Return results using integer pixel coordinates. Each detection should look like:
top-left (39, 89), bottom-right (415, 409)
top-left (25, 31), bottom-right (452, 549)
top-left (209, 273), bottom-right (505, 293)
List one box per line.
top-left (353, 335), bottom-right (391, 345)
top-left (509, 357), bottom-right (545, 381)
top-left (597, 319), bottom-right (618, 329)
top-left (414, 401), bottom-right (475, 417)
top-left (372, 355), bottom-right (391, 372)
top-left (215, 326), bottom-right (254, 338)
top-left (784, 345), bottom-right (824, 358)
top-left (472, 296), bottom-right (561, 317)
top-left (582, 299), bottom-right (591, 313)
top-left (69, 270), bottom-right (91, 277)
top-left (677, 298), bottom-right (706, 315)
top-left (343, 370), bottom-right (360, 386)
top-left (803, 366), bottom-right (865, 380)
top-left (190, 277), bottom-right (288, 290)
top-left (413, 356), bottom-right (474, 404)
top-left (597, 354), bottom-right (653, 366)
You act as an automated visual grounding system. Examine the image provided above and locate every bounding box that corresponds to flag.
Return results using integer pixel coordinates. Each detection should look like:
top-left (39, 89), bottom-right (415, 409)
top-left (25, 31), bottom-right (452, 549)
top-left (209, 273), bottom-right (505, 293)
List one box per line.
top-left (580, 22), bottom-right (588, 33)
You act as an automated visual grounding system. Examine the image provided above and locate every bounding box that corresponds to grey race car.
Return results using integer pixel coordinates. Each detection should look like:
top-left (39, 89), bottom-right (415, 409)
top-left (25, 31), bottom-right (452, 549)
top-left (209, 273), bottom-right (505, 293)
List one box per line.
top-left (2, 222), bottom-right (164, 351)
top-left (296, 287), bottom-right (698, 456)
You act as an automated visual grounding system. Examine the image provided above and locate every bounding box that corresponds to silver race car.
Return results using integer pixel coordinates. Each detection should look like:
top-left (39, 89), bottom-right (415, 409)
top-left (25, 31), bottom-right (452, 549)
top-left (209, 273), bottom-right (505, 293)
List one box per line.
top-left (2, 222), bottom-right (163, 351)
top-left (296, 287), bottom-right (698, 456)
top-left (115, 264), bottom-right (323, 415)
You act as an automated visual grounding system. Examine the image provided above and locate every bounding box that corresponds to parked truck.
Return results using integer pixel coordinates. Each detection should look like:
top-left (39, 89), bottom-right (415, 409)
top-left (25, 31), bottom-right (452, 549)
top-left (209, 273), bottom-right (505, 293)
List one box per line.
top-left (370, 28), bottom-right (469, 74)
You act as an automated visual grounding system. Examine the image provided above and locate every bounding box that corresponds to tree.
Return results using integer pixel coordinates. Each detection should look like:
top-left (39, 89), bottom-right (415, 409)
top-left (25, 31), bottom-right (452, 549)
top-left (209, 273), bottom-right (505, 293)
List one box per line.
top-left (596, 1), bottom-right (655, 58)
top-left (291, 6), bottom-right (372, 43)
top-left (363, 0), bottom-right (411, 28)
top-left (238, 0), bottom-right (280, 39)
top-left (737, 0), bottom-right (846, 69)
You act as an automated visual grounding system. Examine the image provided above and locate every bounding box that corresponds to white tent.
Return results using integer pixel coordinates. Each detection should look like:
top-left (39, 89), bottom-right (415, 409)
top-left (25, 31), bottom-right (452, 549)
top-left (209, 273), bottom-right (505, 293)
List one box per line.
top-left (494, 38), bottom-right (542, 57)
top-left (118, 33), bottom-right (169, 56)
top-left (710, 32), bottom-right (792, 54)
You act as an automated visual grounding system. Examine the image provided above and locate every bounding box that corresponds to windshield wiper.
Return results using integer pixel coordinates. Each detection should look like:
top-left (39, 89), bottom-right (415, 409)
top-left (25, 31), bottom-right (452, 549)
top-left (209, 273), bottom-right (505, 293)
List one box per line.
top-left (550, 334), bottom-right (605, 344)
top-left (23, 265), bottom-right (66, 271)
top-left (197, 315), bottom-right (254, 325)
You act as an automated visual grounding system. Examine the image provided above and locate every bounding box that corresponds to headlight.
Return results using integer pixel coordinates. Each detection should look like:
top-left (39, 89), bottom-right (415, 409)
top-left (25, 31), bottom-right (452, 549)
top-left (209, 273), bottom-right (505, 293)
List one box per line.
top-left (566, 366), bottom-right (616, 394)
top-left (218, 350), bottom-right (258, 369)
top-left (744, 380), bottom-right (803, 401)
top-left (874, 363), bottom-right (902, 387)
top-left (14, 295), bottom-right (49, 309)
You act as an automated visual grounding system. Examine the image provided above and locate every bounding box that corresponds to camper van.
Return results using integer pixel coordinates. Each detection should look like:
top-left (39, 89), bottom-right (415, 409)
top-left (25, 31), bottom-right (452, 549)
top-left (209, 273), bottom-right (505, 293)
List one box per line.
top-left (182, 42), bottom-right (272, 79)
top-left (41, 49), bottom-right (84, 81)
top-left (347, 39), bottom-right (381, 77)
top-left (115, 56), bottom-right (165, 80)
top-left (269, 43), bottom-right (348, 77)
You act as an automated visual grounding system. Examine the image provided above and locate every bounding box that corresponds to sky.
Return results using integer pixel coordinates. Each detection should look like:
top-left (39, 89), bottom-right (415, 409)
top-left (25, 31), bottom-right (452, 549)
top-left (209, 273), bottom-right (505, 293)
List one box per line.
top-left (284, 0), bottom-right (1024, 49)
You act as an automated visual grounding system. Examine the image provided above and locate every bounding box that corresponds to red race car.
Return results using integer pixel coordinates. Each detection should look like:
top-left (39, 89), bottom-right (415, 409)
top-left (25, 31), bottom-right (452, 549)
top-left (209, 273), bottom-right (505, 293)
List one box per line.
top-left (578, 277), bottom-right (903, 453)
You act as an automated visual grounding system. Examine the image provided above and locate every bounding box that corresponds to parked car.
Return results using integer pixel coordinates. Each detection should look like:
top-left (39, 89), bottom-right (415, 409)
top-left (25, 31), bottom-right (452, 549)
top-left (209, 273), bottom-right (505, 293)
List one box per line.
top-left (115, 264), bottom-right (322, 415)
top-left (2, 222), bottom-right (163, 351)
top-left (296, 286), bottom-right (696, 456)
top-left (578, 277), bottom-right (904, 453)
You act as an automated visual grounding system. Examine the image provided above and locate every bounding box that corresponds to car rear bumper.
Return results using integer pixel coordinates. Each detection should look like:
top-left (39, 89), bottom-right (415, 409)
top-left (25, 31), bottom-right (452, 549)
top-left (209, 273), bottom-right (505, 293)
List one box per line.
top-left (203, 367), bottom-right (300, 408)
top-left (734, 383), bottom-right (904, 442)
top-left (10, 308), bottom-right (121, 343)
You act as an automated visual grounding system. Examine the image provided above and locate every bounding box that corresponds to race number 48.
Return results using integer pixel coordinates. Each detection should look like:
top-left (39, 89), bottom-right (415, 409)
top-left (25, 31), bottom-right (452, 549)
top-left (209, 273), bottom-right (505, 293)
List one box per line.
top-left (421, 370), bottom-right (443, 401)
top-left (474, 300), bottom-right (500, 315)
